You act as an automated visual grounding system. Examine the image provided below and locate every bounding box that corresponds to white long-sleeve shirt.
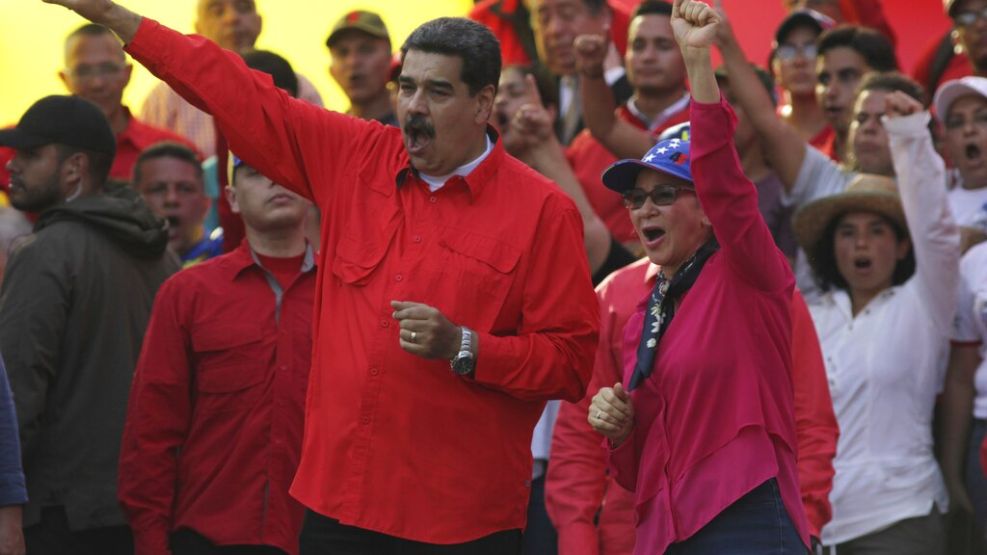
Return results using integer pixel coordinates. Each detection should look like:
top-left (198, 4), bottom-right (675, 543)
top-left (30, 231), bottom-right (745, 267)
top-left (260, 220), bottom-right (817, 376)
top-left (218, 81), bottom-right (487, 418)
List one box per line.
top-left (811, 111), bottom-right (960, 545)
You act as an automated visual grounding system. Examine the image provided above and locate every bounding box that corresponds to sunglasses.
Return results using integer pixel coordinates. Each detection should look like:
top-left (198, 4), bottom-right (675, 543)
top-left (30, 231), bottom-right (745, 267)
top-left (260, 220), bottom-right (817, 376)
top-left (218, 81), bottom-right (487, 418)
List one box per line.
top-left (956, 7), bottom-right (987, 27)
top-left (775, 43), bottom-right (817, 61)
top-left (621, 185), bottom-right (692, 209)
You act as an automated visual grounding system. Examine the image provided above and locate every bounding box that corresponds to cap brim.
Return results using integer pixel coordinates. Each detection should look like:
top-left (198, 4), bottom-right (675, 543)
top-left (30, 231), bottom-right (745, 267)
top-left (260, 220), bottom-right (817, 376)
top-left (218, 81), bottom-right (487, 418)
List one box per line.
top-left (602, 160), bottom-right (651, 193)
top-left (326, 25), bottom-right (388, 48)
top-left (775, 13), bottom-right (822, 44)
top-left (601, 158), bottom-right (694, 193)
top-left (0, 128), bottom-right (49, 150)
top-left (934, 80), bottom-right (987, 119)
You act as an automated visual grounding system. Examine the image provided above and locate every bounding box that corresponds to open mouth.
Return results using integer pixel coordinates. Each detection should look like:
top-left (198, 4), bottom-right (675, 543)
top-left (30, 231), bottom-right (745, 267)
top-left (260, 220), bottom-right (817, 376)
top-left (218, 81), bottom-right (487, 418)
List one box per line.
top-left (853, 257), bottom-right (872, 270)
top-left (404, 117), bottom-right (436, 156)
top-left (496, 110), bottom-right (510, 129)
top-left (641, 225), bottom-right (666, 243)
top-left (966, 142), bottom-right (982, 161)
top-left (166, 215), bottom-right (180, 229)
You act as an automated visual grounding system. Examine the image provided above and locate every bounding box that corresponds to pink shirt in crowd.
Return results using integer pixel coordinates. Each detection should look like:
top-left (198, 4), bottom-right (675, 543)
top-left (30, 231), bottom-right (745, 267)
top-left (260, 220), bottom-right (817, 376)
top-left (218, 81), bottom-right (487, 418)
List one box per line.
top-left (608, 98), bottom-right (810, 555)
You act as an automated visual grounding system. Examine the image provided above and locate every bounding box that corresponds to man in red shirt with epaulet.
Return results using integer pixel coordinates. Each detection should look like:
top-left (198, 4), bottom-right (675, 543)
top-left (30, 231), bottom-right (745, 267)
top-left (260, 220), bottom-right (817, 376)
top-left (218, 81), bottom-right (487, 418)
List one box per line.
top-left (118, 156), bottom-right (316, 555)
top-left (46, 1), bottom-right (601, 554)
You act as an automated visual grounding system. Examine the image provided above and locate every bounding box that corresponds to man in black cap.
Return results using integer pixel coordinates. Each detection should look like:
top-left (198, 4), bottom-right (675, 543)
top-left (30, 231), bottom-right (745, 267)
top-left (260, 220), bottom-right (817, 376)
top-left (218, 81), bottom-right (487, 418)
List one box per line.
top-left (770, 10), bottom-right (833, 153)
top-left (327, 10), bottom-right (398, 126)
top-left (0, 95), bottom-right (178, 554)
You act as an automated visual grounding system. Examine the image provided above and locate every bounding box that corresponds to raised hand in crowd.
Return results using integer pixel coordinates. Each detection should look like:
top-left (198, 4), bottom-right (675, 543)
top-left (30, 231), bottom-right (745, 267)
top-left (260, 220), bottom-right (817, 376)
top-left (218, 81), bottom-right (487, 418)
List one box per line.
top-left (509, 74), bottom-right (558, 156)
top-left (670, 0), bottom-right (721, 102)
top-left (671, 0), bottom-right (720, 62)
top-left (509, 72), bottom-right (618, 276)
top-left (588, 383), bottom-right (634, 447)
top-left (575, 32), bottom-right (655, 160)
top-left (883, 89), bottom-right (923, 118)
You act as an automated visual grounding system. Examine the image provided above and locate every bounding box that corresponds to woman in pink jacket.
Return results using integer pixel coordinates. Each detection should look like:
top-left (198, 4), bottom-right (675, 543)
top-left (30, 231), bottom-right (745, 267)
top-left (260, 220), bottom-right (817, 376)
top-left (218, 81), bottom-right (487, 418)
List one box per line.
top-left (588, 1), bottom-right (810, 553)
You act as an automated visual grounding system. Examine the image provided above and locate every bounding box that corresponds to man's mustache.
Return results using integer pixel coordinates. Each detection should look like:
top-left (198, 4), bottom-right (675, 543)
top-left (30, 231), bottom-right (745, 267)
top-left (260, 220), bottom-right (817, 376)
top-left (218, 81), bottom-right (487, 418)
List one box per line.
top-left (404, 115), bottom-right (435, 139)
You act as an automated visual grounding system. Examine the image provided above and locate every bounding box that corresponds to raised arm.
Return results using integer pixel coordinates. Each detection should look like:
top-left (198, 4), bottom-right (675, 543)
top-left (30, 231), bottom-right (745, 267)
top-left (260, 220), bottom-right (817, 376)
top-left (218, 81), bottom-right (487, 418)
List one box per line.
top-left (575, 34), bottom-right (655, 160)
top-left (512, 75), bottom-right (615, 274)
top-left (882, 92), bottom-right (960, 333)
top-left (673, 0), bottom-right (793, 292)
top-left (713, 0), bottom-right (806, 190)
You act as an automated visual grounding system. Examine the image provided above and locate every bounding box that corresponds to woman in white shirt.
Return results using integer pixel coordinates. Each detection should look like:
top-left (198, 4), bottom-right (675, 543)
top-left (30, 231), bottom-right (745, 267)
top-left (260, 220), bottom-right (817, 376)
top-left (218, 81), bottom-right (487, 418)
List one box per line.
top-left (793, 90), bottom-right (960, 553)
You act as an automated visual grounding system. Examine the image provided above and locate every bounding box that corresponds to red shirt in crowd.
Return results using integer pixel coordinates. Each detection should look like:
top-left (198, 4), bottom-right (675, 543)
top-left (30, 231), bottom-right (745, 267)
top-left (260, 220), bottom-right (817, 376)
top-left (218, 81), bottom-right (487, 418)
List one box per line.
top-left (546, 258), bottom-right (837, 554)
top-left (125, 19), bottom-right (599, 544)
top-left (810, 125), bottom-right (840, 163)
top-left (118, 241), bottom-right (316, 555)
top-left (566, 103), bottom-right (690, 245)
top-left (608, 99), bottom-right (810, 554)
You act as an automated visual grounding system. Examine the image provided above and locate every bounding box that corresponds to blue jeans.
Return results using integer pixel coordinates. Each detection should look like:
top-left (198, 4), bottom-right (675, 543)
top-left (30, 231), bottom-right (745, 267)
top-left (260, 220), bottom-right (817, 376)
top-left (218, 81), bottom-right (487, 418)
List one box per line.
top-left (665, 479), bottom-right (807, 555)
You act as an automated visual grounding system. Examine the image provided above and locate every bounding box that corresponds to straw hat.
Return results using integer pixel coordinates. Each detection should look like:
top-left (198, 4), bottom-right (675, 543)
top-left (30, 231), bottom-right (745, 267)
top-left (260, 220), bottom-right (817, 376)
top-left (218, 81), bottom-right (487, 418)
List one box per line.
top-left (793, 174), bottom-right (906, 267)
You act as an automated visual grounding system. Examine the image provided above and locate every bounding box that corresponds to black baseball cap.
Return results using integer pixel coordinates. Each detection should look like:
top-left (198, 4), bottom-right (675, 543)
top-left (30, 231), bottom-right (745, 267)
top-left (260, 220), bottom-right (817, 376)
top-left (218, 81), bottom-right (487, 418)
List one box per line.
top-left (0, 95), bottom-right (116, 157)
top-left (774, 9), bottom-right (834, 46)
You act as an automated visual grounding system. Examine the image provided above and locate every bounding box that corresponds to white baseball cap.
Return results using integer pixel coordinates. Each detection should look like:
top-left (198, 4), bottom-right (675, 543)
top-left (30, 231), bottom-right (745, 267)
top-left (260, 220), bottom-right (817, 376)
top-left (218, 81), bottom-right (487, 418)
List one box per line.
top-left (934, 76), bottom-right (987, 120)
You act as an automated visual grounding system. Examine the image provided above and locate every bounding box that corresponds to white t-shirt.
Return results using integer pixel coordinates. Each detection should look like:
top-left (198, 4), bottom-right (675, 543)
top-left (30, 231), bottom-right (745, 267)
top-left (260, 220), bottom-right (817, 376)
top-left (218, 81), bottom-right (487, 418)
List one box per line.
top-left (948, 185), bottom-right (987, 228)
top-left (953, 241), bottom-right (987, 419)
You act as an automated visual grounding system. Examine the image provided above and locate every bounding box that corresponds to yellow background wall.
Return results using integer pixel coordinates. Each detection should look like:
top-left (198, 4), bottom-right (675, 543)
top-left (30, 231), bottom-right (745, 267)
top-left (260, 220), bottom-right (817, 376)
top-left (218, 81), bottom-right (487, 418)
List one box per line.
top-left (0, 0), bottom-right (474, 125)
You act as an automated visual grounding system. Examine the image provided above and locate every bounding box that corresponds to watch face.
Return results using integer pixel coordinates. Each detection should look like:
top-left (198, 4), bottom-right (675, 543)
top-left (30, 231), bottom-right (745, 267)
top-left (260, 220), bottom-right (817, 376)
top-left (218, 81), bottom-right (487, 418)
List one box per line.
top-left (451, 353), bottom-right (474, 375)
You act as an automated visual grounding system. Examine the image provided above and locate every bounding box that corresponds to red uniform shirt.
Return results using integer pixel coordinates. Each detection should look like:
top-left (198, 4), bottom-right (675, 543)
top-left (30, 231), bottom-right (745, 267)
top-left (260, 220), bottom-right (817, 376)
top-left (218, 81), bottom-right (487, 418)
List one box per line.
top-left (546, 260), bottom-right (838, 554)
top-left (126, 19), bottom-right (599, 544)
top-left (608, 99), bottom-right (810, 554)
top-left (118, 241), bottom-right (316, 555)
top-left (566, 104), bottom-right (690, 245)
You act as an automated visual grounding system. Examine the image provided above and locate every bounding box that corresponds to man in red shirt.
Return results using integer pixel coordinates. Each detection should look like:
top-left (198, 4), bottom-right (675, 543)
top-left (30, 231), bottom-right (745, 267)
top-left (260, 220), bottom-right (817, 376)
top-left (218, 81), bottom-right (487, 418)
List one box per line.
top-left (47, 1), bottom-right (600, 554)
top-left (118, 156), bottom-right (316, 555)
top-left (566, 0), bottom-right (689, 246)
top-left (0, 23), bottom-right (194, 193)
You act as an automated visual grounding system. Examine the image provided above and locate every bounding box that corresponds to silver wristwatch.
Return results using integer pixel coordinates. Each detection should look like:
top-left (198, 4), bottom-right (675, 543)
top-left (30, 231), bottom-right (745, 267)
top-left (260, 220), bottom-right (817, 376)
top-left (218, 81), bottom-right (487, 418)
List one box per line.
top-left (450, 326), bottom-right (475, 376)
